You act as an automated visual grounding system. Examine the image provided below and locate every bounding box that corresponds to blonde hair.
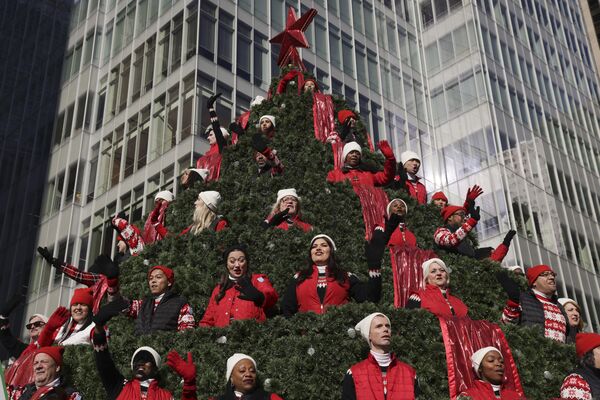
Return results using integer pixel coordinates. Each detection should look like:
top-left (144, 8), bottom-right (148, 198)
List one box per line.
top-left (269, 197), bottom-right (300, 217)
top-left (190, 199), bottom-right (217, 235)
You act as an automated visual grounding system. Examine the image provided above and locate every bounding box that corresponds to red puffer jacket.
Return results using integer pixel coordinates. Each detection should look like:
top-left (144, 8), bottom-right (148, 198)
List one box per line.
top-left (459, 379), bottom-right (525, 399)
top-left (327, 157), bottom-right (395, 187)
top-left (199, 274), bottom-right (278, 327)
top-left (350, 352), bottom-right (416, 400)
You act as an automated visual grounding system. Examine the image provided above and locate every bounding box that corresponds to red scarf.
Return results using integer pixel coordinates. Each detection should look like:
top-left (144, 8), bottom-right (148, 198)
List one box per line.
top-left (116, 380), bottom-right (173, 400)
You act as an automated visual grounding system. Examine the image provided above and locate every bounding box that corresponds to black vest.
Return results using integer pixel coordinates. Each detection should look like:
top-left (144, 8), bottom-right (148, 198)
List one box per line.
top-left (134, 290), bottom-right (187, 335)
top-left (575, 364), bottom-right (600, 398)
top-left (519, 290), bottom-right (569, 336)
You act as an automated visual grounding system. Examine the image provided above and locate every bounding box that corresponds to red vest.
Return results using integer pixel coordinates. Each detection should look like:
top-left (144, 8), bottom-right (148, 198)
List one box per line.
top-left (388, 226), bottom-right (417, 247)
top-left (460, 380), bottom-right (524, 399)
top-left (350, 353), bottom-right (416, 400)
top-left (414, 285), bottom-right (469, 318)
top-left (295, 266), bottom-right (350, 314)
top-left (402, 177), bottom-right (427, 204)
top-left (199, 274), bottom-right (278, 327)
top-left (274, 215), bottom-right (312, 233)
top-left (117, 379), bottom-right (173, 400)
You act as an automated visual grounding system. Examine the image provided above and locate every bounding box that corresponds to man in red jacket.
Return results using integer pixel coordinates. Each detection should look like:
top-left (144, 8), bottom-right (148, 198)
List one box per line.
top-left (342, 312), bottom-right (418, 399)
top-left (327, 141), bottom-right (396, 187)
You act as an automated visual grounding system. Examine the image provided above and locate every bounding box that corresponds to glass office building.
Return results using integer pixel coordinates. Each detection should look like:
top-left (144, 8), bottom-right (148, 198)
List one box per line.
top-left (27, 0), bottom-right (600, 333)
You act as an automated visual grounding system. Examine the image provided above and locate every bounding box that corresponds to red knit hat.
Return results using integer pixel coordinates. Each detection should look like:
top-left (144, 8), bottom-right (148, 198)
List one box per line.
top-left (526, 264), bottom-right (553, 287)
top-left (70, 288), bottom-right (93, 308)
top-left (35, 346), bottom-right (64, 366)
top-left (441, 205), bottom-right (465, 221)
top-left (338, 110), bottom-right (357, 125)
top-left (576, 333), bottom-right (600, 358)
top-left (148, 265), bottom-right (174, 285)
top-left (431, 191), bottom-right (448, 202)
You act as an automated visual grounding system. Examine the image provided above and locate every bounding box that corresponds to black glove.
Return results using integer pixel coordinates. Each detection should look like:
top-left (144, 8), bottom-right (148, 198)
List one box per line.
top-left (92, 296), bottom-right (129, 327)
top-left (251, 133), bottom-right (269, 153)
top-left (365, 229), bottom-right (387, 269)
top-left (396, 163), bottom-right (408, 185)
top-left (474, 247), bottom-right (493, 260)
top-left (0, 295), bottom-right (23, 318)
top-left (503, 230), bottom-right (517, 246)
top-left (269, 209), bottom-right (289, 226)
top-left (469, 206), bottom-right (481, 221)
top-left (384, 213), bottom-right (402, 235)
top-left (236, 277), bottom-right (265, 306)
top-left (339, 119), bottom-right (352, 141)
top-left (116, 211), bottom-right (128, 220)
top-left (229, 122), bottom-right (245, 136)
top-left (464, 199), bottom-right (475, 215)
top-left (37, 247), bottom-right (61, 268)
top-left (496, 270), bottom-right (521, 302)
top-left (207, 93), bottom-right (222, 109)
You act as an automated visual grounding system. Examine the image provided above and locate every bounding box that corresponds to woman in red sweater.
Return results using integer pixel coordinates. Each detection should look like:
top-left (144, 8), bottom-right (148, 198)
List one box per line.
top-left (199, 245), bottom-right (278, 327)
top-left (406, 258), bottom-right (468, 317)
top-left (281, 233), bottom-right (384, 316)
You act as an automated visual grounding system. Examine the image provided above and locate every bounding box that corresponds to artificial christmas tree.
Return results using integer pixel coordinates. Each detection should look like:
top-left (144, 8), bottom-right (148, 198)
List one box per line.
top-left (54, 13), bottom-right (576, 399)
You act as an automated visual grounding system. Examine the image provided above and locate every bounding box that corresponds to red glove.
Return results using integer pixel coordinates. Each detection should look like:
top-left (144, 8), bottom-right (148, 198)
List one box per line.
top-left (167, 351), bottom-right (196, 383)
top-left (46, 306), bottom-right (70, 331)
top-left (465, 185), bottom-right (484, 203)
top-left (377, 140), bottom-right (395, 159)
top-left (149, 203), bottom-right (162, 224)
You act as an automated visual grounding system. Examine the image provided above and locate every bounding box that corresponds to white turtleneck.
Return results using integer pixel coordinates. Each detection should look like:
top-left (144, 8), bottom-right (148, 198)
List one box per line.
top-left (370, 350), bottom-right (392, 367)
top-left (532, 289), bottom-right (551, 299)
top-left (316, 265), bottom-right (327, 274)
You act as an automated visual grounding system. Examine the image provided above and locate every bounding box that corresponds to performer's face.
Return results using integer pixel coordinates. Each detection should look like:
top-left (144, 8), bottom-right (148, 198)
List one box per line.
top-left (532, 271), bottom-right (557, 296)
top-left (304, 80), bottom-right (316, 92)
top-left (404, 159), bottom-right (420, 174)
top-left (432, 198), bottom-right (447, 208)
top-left (279, 196), bottom-right (299, 216)
top-left (230, 359), bottom-right (257, 394)
top-left (227, 250), bottom-right (248, 279)
top-left (311, 239), bottom-right (331, 265)
top-left (389, 200), bottom-right (406, 216)
top-left (70, 303), bottom-right (89, 323)
top-left (479, 350), bottom-right (504, 385)
top-left (207, 130), bottom-right (217, 145)
top-left (426, 264), bottom-right (449, 289)
top-left (148, 269), bottom-right (171, 295)
top-left (26, 316), bottom-right (46, 340)
top-left (33, 353), bottom-right (60, 387)
top-left (345, 150), bottom-right (361, 167)
top-left (369, 315), bottom-right (391, 351)
top-left (563, 302), bottom-right (580, 328)
top-left (260, 118), bottom-right (273, 133)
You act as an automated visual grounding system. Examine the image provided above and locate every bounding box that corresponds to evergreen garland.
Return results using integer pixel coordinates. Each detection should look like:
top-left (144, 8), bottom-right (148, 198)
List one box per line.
top-left (62, 70), bottom-right (577, 399)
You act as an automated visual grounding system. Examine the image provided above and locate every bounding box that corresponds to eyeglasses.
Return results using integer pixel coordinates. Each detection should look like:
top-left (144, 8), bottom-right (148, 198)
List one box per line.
top-left (538, 271), bottom-right (556, 278)
top-left (453, 212), bottom-right (466, 217)
top-left (26, 321), bottom-right (45, 330)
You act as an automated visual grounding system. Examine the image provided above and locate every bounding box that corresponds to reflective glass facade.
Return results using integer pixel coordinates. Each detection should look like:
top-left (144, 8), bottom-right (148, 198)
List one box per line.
top-left (28, 0), bottom-right (600, 332)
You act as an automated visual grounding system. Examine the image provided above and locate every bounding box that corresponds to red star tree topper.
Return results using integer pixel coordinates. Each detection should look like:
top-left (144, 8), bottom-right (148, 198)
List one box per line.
top-left (269, 7), bottom-right (318, 71)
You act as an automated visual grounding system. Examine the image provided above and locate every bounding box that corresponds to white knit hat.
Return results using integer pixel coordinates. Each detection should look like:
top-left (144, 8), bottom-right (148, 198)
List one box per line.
top-left (226, 353), bottom-right (257, 382)
top-left (205, 125), bottom-right (231, 138)
top-left (310, 234), bottom-right (337, 251)
top-left (189, 168), bottom-right (209, 181)
top-left (355, 312), bottom-right (391, 344)
top-left (276, 188), bottom-right (300, 203)
top-left (198, 191), bottom-right (222, 213)
top-left (250, 95), bottom-right (265, 107)
top-left (422, 258), bottom-right (451, 285)
top-left (400, 150), bottom-right (420, 166)
top-left (259, 115), bottom-right (276, 128)
top-left (28, 314), bottom-right (48, 323)
top-left (558, 298), bottom-right (578, 308)
top-left (155, 190), bottom-right (175, 203)
top-left (131, 346), bottom-right (162, 370)
top-left (505, 265), bottom-right (524, 274)
top-left (342, 142), bottom-right (362, 161)
top-left (471, 346), bottom-right (502, 378)
top-left (386, 198), bottom-right (408, 217)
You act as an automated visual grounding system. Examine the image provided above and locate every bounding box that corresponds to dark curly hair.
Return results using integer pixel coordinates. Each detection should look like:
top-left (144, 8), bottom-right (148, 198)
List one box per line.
top-left (215, 245), bottom-right (250, 303)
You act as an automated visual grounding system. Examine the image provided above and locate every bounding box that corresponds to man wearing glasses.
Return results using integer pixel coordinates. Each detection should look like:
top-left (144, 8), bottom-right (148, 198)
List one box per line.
top-left (497, 264), bottom-right (570, 343)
